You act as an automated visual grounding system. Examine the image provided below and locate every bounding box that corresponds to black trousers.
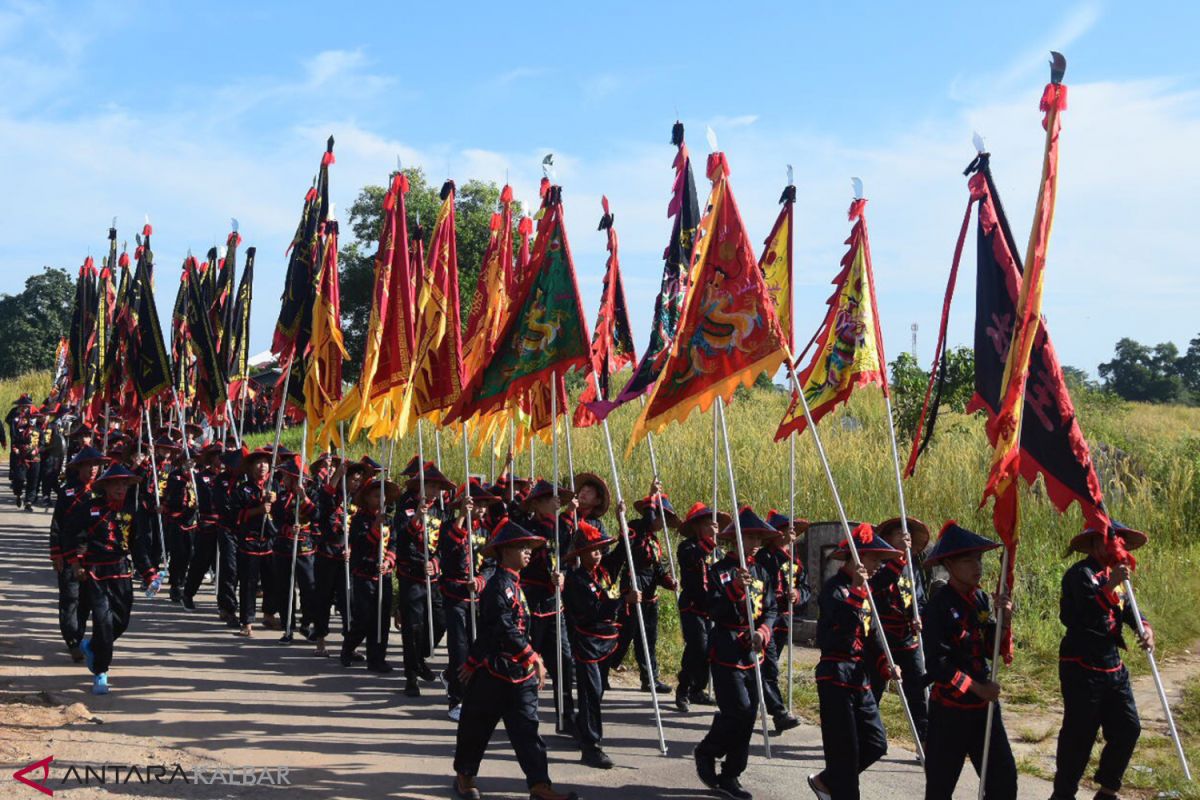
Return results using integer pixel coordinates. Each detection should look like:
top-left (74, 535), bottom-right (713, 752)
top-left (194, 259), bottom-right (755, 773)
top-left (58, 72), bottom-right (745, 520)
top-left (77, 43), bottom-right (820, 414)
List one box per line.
top-left (397, 576), bottom-right (445, 677)
top-left (760, 635), bottom-right (787, 717)
top-left (22, 461), bottom-right (41, 504)
top-left (444, 596), bottom-right (474, 707)
top-left (236, 551), bottom-right (274, 626)
top-left (612, 600), bottom-right (659, 682)
top-left (815, 681), bottom-right (888, 800)
top-left (84, 577), bottom-right (133, 675)
top-left (312, 555), bottom-right (351, 640)
top-left (1052, 662), bottom-right (1140, 796)
top-left (342, 576), bottom-right (392, 666)
top-left (57, 567), bottom-right (90, 649)
top-left (574, 656), bottom-right (610, 749)
top-left (924, 701), bottom-right (1016, 800)
top-left (183, 525), bottom-right (218, 601)
top-left (144, 509), bottom-right (166, 568)
top-left (216, 529), bottom-right (238, 614)
top-left (678, 610), bottom-right (711, 695)
top-left (870, 644), bottom-right (929, 742)
top-left (40, 456), bottom-right (62, 501)
top-left (530, 612), bottom-right (575, 722)
top-left (167, 522), bottom-right (192, 592)
top-left (453, 671), bottom-right (550, 788)
top-left (272, 550), bottom-right (316, 632)
top-left (697, 664), bottom-right (759, 780)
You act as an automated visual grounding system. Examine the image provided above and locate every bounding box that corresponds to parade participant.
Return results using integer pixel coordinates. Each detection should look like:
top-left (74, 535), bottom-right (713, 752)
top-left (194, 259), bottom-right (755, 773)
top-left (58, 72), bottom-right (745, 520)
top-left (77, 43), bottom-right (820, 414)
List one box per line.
top-left (341, 476), bottom-right (400, 672)
top-left (212, 447), bottom-right (244, 626)
top-left (1050, 521), bottom-right (1152, 800)
top-left (438, 478), bottom-right (497, 720)
top-left (807, 523), bottom-right (901, 800)
top-left (231, 447), bottom-right (279, 637)
top-left (161, 438), bottom-right (197, 603)
top-left (395, 462), bottom-right (454, 696)
top-left (606, 485), bottom-right (677, 693)
top-left (270, 455), bottom-right (318, 642)
top-left (868, 516), bottom-right (930, 744)
top-left (311, 458), bottom-right (370, 656)
top-left (752, 511), bottom-right (807, 734)
top-left (72, 464), bottom-right (160, 695)
top-left (919, 522), bottom-right (1015, 800)
top-left (675, 502), bottom-right (727, 712)
top-left (180, 443), bottom-right (225, 611)
top-left (693, 507), bottom-right (777, 800)
top-left (5, 395), bottom-right (30, 468)
top-left (572, 472), bottom-right (610, 533)
top-left (563, 521), bottom-right (637, 769)
top-left (519, 478), bottom-right (576, 729)
top-left (452, 518), bottom-right (578, 800)
top-left (38, 404), bottom-right (68, 506)
top-left (66, 423), bottom-right (96, 461)
top-left (12, 404), bottom-right (41, 510)
top-left (49, 445), bottom-right (105, 661)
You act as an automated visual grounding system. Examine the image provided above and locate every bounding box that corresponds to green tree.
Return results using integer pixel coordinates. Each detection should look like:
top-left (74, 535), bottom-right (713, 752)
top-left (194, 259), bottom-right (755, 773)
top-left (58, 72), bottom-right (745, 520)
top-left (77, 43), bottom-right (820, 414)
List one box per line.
top-left (338, 169), bottom-right (521, 381)
top-left (0, 267), bottom-right (75, 379)
top-left (1097, 337), bottom-right (1185, 404)
top-left (1178, 334), bottom-right (1200, 400)
top-left (889, 345), bottom-right (976, 438)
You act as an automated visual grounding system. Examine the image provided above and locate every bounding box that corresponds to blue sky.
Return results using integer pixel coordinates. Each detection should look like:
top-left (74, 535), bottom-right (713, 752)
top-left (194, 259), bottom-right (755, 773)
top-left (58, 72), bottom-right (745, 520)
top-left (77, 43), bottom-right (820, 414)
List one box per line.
top-left (1, 1), bottom-right (1197, 377)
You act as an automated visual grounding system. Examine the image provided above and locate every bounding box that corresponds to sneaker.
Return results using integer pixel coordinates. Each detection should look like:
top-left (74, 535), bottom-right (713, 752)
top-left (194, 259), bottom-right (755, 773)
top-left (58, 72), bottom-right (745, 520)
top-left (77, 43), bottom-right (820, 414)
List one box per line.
top-left (581, 746), bottom-right (614, 770)
top-left (689, 690), bottom-right (716, 706)
top-left (350, 651), bottom-right (366, 662)
top-left (529, 783), bottom-right (577, 800)
top-left (693, 747), bottom-right (719, 789)
top-left (640, 678), bottom-right (670, 693)
top-left (80, 638), bottom-right (95, 672)
top-left (453, 774), bottom-right (480, 800)
top-left (92, 673), bottom-right (109, 695)
top-left (278, 633), bottom-right (294, 644)
top-left (169, 588), bottom-right (182, 603)
top-left (404, 679), bottom-right (421, 697)
top-left (717, 775), bottom-right (752, 800)
top-left (448, 704), bottom-right (462, 722)
top-left (418, 663), bottom-right (436, 682)
top-left (181, 595), bottom-right (196, 611)
top-left (25, 502), bottom-right (33, 512)
top-left (807, 775), bottom-right (832, 800)
top-left (772, 712), bottom-right (800, 734)
top-left (366, 661), bottom-right (393, 674)
top-left (675, 689), bottom-right (690, 713)
top-left (339, 652), bottom-right (354, 668)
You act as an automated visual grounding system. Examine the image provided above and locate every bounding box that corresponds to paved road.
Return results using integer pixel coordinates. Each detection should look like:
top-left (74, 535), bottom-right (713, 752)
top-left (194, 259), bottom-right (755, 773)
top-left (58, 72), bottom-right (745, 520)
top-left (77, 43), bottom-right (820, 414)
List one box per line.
top-left (0, 485), bottom-right (1053, 799)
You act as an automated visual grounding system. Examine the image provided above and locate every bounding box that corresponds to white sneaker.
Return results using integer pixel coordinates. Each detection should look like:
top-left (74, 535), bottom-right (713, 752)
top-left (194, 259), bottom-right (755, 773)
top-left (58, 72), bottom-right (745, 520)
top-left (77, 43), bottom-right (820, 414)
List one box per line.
top-left (448, 705), bottom-right (462, 722)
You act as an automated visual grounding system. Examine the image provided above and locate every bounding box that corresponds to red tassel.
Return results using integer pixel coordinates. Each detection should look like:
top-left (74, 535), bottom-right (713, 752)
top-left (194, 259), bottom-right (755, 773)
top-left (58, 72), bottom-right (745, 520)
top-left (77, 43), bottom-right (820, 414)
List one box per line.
top-left (142, 223), bottom-right (153, 237)
top-left (1106, 533), bottom-right (1137, 570)
top-left (847, 198), bottom-right (868, 221)
top-left (321, 151), bottom-right (335, 166)
top-left (937, 520), bottom-right (956, 540)
top-left (706, 152), bottom-right (730, 180)
top-left (852, 522), bottom-right (874, 545)
top-left (534, 180), bottom-right (546, 200)
top-left (305, 188), bottom-right (318, 203)
top-left (518, 216), bottom-right (533, 235)
top-left (118, 253), bottom-right (130, 268)
top-left (397, 173), bottom-right (410, 194)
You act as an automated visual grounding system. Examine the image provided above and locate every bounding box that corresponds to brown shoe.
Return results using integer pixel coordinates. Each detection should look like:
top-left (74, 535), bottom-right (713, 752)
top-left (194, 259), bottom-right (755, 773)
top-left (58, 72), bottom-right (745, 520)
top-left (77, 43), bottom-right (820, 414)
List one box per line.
top-left (453, 774), bottom-right (480, 800)
top-left (529, 783), bottom-right (576, 800)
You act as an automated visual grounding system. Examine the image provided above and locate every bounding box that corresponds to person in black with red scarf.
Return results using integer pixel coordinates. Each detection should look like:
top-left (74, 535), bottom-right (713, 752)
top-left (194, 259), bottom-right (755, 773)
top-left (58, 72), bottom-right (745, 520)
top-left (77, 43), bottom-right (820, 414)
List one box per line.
top-left (72, 464), bottom-right (160, 695)
top-left (807, 523), bottom-right (901, 800)
top-left (311, 457), bottom-right (375, 656)
top-left (452, 519), bottom-right (577, 800)
top-left (919, 522), bottom-right (1015, 800)
top-left (1051, 521), bottom-right (1152, 800)
top-left (271, 455), bottom-right (318, 643)
top-left (693, 506), bottom-right (777, 800)
top-left (675, 502), bottom-right (727, 712)
top-left (49, 445), bottom-right (106, 661)
top-left (181, 443), bottom-right (225, 612)
top-left (605, 485), bottom-right (678, 693)
top-left (563, 520), bottom-right (639, 769)
top-left (231, 447), bottom-right (279, 637)
top-left (753, 511), bottom-right (807, 734)
top-left (341, 476), bottom-right (401, 671)
top-left (439, 478), bottom-right (498, 719)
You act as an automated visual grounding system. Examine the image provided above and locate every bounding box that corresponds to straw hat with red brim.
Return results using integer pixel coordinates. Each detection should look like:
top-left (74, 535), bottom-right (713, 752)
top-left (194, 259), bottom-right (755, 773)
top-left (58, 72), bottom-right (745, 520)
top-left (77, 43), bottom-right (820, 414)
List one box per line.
top-left (310, 454), bottom-right (341, 473)
top-left (923, 521), bottom-right (1001, 566)
top-left (1067, 520), bottom-right (1148, 555)
top-left (358, 456), bottom-right (383, 474)
top-left (482, 518), bottom-right (546, 556)
top-left (199, 442), bottom-right (224, 459)
top-left (634, 493), bottom-right (681, 528)
top-left (830, 522), bottom-right (903, 561)
top-left (68, 446), bottom-right (107, 469)
top-left (520, 479), bottom-right (573, 509)
top-left (679, 502), bottom-right (731, 537)
top-left (240, 446), bottom-right (275, 473)
top-left (766, 510), bottom-right (811, 536)
top-left (877, 516), bottom-right (931, 548)
top-left (275, 455), bottom-right (306, 478)
top-left (566, 520), bottom-right (616, 560)
top-left (718, 506), bottom-right (781, 544)
top-left (573, 472), bottom-right (610, 518)
top-left (491, 475), bottom-right (532, 496)
top-left (354, 478), bottom-right (402, 506)
top-left (68, 424), bottom-right (95, 439)
top-left (406, 464), bottom-right (456, 494)
top-left (94, 464), bottom-right (141, 486)
top-left (221, 448), bottom-right (247, 472)
top-left (401, 456), bottom-right (429, 477)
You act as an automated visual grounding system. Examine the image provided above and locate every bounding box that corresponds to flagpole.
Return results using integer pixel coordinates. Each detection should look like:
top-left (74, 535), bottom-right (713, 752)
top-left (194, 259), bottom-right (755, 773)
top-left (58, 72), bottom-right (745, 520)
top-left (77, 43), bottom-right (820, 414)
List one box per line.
top-left (882, 392), bottom-right (926, 656)
top-left (102, 403), bottom-right (111, 455)
top-left (508, 417), bottom-right (516, 503)
top-left (563, 410), bottom-right (578, 529)
top-left (283, 420), bottom-right (307, 642)
top-left (379, 437), bottom-right (395, 645)
top-left (594, 374), bottom-right (668, 756)
top-left (711, 405), bottom-right (719, 517)
top-left (642, 419), bottom-right (679, 591)
top-left (434, 427), bottom-right (445, 514)
top-left (716, 398), bottom-right (773, 758)
top-left (417, 419), bottom-right (436, 658)
top-left (551, 371), bottom-right (564, 733)
top-left (142, 406), bottom-right (166, 568)
top-left (237, 386), bottom-right (249, 443)
top-left (787, 425), bottom-right (796, 710)
top-left (260, 358), bottom-right (293, 543)
top-left (462, 421), bottom-right (477, 639)
top-left (786, 366), bottom-right (926, 763)
top-left (224, 397), bottom-right (241, 447)
top-left (339, 421), bottom-right (352, 630)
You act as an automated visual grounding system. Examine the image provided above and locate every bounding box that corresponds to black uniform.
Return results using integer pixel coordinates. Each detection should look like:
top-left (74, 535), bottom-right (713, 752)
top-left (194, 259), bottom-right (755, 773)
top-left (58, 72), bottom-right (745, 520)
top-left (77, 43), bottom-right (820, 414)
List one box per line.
top-left (437, 515), bottom-right (487, 708)
top-left (695, 554), bottom-right (777, 782)
top-left (12, 420), bottom-right (40, 504)
top-left (522, 512), bottom-right (576, 724)
top-left (270, 484), bottom-right (317, 633)
top-left (162, 464), bottom-right (198, 600)
top-left (922, 583), bottom-right (1016, 800)
top-left (677, 535), bottom-right (721, 698)
top-left (183, 465), bottom-right (222, 604)
top-left (563, 563), bottom-right (623, 750)
top-left (813, 570), bottom-right (889, 800)
top-left (869, 556), bottom-right (928, 741)
top-left (453, 565), bottom-right (552, 789)
top-left (395, 498), bottom-right (446, 679)
top-left (752, 543), bottom-right (810, 719)
top-left (606, 518), bottom-right (673, 685)
top-left (49, 476), bottom-right (93, 651)
top-left (231, 478), bottom-right (276, 627)
top-left (71, 492), bottom-right (156, 675)
top-left (341, 508), bottom-right (396, 666)
top-left (39, 420), bottom-right (66, 503)
top-left (1052, 557), bottom-right (1146, 797)
top-left (212, 467), bottom-right (240, 617)
top-left (311, 483), bottom-right (352, 641)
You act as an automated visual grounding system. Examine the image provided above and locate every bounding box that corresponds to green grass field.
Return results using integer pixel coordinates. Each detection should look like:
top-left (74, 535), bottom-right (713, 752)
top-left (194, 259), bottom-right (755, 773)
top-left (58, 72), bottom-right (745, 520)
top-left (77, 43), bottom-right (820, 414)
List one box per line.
top-left (12, 370), bottom-right (1199, 793)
